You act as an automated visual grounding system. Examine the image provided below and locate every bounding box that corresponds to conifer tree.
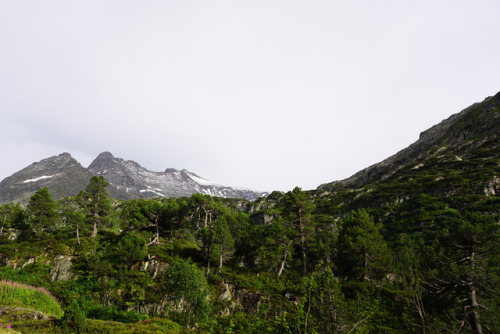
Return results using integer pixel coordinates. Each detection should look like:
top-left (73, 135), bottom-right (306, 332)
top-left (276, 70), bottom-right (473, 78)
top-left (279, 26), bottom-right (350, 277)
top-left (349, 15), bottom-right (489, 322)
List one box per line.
top-left (256, 217), bottom-right (295, 277)
top-left (283, 187), bottom-right (315, 275)
top-left (27, 187), bottom-right (58, 238)
top-left (0, 202), bottom-right (24, 238)
top-left (337, 209), bottom-right (391, 281)
top-left (79, 176), bottom-right (111, 238)
top-left (428, 212), bottom-right (500, 333)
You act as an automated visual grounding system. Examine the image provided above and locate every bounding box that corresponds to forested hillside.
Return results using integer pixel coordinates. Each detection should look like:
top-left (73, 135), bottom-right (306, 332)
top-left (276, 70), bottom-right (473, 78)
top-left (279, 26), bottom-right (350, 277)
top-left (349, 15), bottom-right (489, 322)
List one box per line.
top-left (0, 92), bottom-right (499, 333)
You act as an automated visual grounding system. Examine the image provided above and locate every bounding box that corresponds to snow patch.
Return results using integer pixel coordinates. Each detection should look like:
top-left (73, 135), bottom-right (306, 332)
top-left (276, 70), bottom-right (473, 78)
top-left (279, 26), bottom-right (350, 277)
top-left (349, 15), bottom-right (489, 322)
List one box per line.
top-left (23, 175), bottom-right (54, 183)
top-left (140, 189), bottom-right (165, 197)
top-left (189, 174), bottom-right (214, 186)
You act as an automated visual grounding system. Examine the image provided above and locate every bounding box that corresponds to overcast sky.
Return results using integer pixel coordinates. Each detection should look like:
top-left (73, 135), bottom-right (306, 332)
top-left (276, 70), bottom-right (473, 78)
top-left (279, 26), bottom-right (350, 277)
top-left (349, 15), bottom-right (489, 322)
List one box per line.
top-left (1, 1), bottom-right (499, 192)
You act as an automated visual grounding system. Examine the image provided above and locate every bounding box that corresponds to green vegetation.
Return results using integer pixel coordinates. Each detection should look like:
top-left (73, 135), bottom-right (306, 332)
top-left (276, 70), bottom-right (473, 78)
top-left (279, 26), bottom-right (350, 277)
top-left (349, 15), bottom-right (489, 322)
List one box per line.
top-left (0, 280), bottom-right (63, 318)
top-left (0, 97), bottom-right (499, 333)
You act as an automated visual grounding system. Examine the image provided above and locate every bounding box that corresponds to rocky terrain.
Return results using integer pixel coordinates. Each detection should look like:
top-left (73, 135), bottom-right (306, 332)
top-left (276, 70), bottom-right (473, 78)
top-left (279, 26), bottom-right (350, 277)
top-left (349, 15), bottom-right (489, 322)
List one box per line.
top-left (0, 152), bottom-right (267, 205)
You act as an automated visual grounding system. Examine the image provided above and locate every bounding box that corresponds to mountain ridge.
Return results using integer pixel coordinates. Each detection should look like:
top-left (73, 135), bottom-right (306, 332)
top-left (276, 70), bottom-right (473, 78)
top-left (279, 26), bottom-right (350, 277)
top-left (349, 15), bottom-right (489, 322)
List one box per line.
top-left (318, 91), bottom-right (500, 191)
top-left (0, 152), bottom-right (268, 204)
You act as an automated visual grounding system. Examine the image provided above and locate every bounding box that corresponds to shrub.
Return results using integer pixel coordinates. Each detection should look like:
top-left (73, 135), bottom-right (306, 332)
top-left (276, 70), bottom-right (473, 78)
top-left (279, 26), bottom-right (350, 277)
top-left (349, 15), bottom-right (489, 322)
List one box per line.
top-left (60, 299), bottom-right (85, 333)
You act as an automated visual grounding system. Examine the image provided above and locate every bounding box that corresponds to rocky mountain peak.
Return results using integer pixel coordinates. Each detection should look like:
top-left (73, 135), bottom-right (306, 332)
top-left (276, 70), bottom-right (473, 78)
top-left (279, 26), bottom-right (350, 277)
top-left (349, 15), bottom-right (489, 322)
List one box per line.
top-left (0, 153), bottom-right (91, 205)
top-left (94, 151), bottom-right (115, 161)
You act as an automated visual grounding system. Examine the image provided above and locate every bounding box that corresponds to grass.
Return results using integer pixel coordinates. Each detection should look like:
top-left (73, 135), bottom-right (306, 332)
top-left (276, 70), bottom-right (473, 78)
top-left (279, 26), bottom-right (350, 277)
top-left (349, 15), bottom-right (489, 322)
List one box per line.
top-left (0, 280), bottom-right (63, 318)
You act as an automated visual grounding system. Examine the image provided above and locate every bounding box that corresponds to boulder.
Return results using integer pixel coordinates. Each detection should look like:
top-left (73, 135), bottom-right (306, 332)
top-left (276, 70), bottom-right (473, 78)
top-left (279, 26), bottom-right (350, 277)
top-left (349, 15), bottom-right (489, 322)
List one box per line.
top-left (49, 255), bottom-right (74, 281)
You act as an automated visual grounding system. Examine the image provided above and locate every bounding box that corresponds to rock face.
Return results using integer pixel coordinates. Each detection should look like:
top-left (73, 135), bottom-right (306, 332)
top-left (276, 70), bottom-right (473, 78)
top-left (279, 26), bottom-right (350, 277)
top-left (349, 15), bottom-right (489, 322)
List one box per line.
top-left (49, 255), bottom-right (74, 282)
top-left (89, 152), bottom-right (267, 201)
top-left (0, 153), bottom-right (91, 205)
top-left (0, 306), bottom-right (48, 320)
top-left (218, 281), bottom-right (270, 315)
top-left (0, 152), bottom-right (267, 204)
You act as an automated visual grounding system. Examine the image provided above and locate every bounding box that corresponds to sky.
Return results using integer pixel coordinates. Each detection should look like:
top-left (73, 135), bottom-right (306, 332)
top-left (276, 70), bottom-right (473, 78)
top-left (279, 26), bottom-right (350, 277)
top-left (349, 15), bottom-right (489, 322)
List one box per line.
top-left (1, 1), bottom-right (500, 192)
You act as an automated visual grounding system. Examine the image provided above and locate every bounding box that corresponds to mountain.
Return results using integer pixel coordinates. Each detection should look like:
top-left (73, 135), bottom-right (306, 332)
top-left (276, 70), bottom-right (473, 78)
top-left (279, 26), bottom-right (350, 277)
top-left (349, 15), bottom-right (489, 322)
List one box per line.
top-left (0, 152), bottom-right (267, 205)
top-left (319, 91), bottom-right (500, 191)
top-left (0, 153), bottom-right (92, 205)
top-left (315, 90), bottom-right (500, 237)
top-left (88, 152), bottom-right (267, 201)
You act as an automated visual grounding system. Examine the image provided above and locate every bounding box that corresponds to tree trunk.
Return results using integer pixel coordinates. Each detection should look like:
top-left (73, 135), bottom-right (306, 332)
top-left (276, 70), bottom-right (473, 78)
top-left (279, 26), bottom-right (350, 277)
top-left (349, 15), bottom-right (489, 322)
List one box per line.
top-left (362, 248), bottom-right (369, 281)
top-left (304, 288), bottom-right (312, 334)
top-left (277, 250), bottom-right (288, 278)
top-left (467, 250), bottom-right (483, 334)
top-left (219, 244), bottom-right (223, 268)
top-left (76, 222), bottom-right (80, 245)
top-left (91, 218), bottom-right (98, 238)
top-left (299, 213), bottom-right (307, 275)
top-left (155, 219), bottom-right (160, 244)
top-left (0, 213), bottom-right (7, 237)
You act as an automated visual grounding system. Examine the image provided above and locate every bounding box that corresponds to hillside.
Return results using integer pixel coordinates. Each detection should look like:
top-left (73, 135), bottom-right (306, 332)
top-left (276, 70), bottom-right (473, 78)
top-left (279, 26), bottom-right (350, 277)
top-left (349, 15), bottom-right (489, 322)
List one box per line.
top-left (0, 91), bottom-right (499, 333)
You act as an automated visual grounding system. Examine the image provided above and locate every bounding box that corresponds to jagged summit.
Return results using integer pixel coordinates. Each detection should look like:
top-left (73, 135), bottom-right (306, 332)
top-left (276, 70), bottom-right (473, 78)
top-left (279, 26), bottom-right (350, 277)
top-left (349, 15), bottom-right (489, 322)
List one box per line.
top-left (0, 152), bottom-right (267, 204)
top-left (87, 152), bottom-right (263, 200)
top-left (0, 153), bottom-right (91, 204)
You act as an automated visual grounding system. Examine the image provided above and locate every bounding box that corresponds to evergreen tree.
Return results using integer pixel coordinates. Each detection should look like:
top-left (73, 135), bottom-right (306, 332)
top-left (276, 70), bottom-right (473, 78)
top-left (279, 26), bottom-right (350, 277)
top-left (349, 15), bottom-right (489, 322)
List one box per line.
top-left (427, 212), bottom-right (500, 333)
top-left (0, 202), bottom-right (24, 238)
top-left (79, 176), bottom-right (111, 238)
top-left (395, 234), bottom-right (428, 333)
top-left (283, 187), bottom-right (315, 275)
top-left (61, 299), bottom-right (86, 333)
top-left (211, 214), bottom-right (235, 269)
top-left (162, 198), bottom-right (182, 240)
top-left (27, 187), bottom-right (58, 238)
top-left (256, 217), bottom-right (295, 277)
top-left (162, 257), bottom-right (211, 326)
top-left (143, 199), bottom-right (164, 246)
top-left (301, 264), bottom-right (348, 333)
top-left (337, 209), bottom-right (392, 281)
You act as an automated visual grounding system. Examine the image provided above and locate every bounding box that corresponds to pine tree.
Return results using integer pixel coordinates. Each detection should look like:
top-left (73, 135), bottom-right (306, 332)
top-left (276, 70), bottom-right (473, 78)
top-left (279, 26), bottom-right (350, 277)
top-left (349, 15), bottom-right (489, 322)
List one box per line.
top-left (0, 202), bottom-right (24, 238)
top-left (27, 187), bottom-right (58, 238)
top-left (337, 209), bottom-right (392, 281)
top-left (283, 187), bottom-right (315, 275)
top-left (427, 212), bottom-right (500, 333)
top-left (78, 176), bottom-right (111, 238)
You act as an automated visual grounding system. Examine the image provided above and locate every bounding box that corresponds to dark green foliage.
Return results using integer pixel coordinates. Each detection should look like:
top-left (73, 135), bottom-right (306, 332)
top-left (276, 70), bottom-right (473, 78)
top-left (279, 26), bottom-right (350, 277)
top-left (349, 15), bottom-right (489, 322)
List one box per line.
top-left (26, 187), bottom-right (59, 238)
top-left (0, 202), bottom-right (24, 237)
top-left (117, 233), bottom-right (148, 264)
top-left (425, 212), bottom-right (500, 332)
top-left (162, 256), bottom-right (211, 326)
top-left (283, 187), bottom-right (316, 275)
top-left (78, 176), bottom-right (111, 238)
top-left (86, 305), bottom-right (148, 323)
top-left (255, 217), bottom-right (294, 277)
top-left (61, 299), bottom-right (86, 333)
top-left (337, 209), bottom-right (392, 281)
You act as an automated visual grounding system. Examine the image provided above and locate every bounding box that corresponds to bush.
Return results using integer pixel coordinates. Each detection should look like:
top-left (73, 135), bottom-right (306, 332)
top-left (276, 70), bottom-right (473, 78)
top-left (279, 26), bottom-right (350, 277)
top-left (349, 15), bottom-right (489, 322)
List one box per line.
top-left (61, 299), bottom-right (86, 333)
top-left (86, 305), bottom-right (148, 323)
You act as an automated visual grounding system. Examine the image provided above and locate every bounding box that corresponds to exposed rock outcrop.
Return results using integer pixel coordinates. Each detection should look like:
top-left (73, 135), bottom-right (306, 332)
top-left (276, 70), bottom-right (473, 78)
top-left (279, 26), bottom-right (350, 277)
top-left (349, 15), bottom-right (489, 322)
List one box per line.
top-left (0, 306), bottom-right (48, 320)
top-left (49, 255), bottom-right (74, 282)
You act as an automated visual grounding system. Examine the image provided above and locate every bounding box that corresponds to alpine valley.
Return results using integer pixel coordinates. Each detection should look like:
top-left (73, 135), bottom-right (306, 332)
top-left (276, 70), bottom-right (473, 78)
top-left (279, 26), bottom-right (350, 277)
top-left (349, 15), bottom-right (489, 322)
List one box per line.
top-left (0, 151), bottom-right (268, 205)
top-left (0, 91), bottom-right (499, 333)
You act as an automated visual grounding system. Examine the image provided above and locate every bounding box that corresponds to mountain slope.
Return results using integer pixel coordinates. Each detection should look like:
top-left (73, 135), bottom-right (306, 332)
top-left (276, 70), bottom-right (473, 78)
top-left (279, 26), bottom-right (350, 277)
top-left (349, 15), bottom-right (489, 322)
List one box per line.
top-left (318, 91), bottom-right (500, 191)
top-left (0, 152), bottom-right (267, 205)
top-left (315, 91), bottom-right (500, 238)
top-left (0, 153), bottom-right (91, 205)
top-left (88, 152), bottom-right (266, 201)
